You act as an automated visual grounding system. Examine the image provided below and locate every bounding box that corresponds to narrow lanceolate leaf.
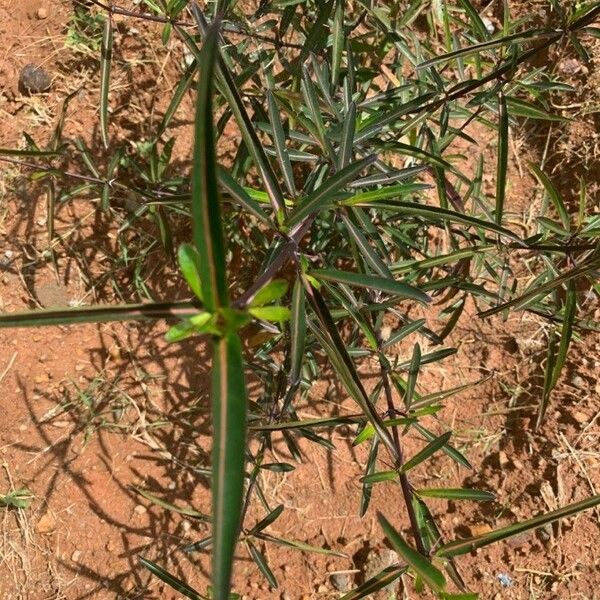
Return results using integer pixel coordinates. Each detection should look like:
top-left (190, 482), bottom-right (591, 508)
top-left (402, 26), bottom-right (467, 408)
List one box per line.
top-left (537, 281), bottom-right (577, 427)
top-left (139, 556), bottom-right (208, 600)
top-left (378, 513), bottom-right (446, 592)
top-left (416, 488), bottom-right (495, 502)
top-left (339, 565), bottom-right (407, 600)
top-left (331, 0), bottom-right (344, 88)
top-left (495, 92), bottom-right (508, 226)
top-left (404, 343), bottom-right (421, 409)
top-left (338, 101), bottom-right (356, 170)
top-left (479, 258), bottom-right (599, 318)
top-left (358, 201), bottom-right (524, 244)
top-left (401, 431), bottom-right (452, 473)
top-left (212, 333), bottom-right (248, 599)
top-left (311, 269), bottom-right (430, 304)
top-left (289, 280), bottom-right (306, 384)
top-left (0, 148), bottom-right (63, 157)
top-left (132, 487), bottom-right (210, 520)
top-left (287, 155), bottom-right (377, 228)
top-left (413, 423), bottom-right (472, 469)
top-left (435, 494), bottom-right (600, 558)
top-left (267, 90), bottom-right (296, 198)
top-left (187, 6), bottom-right (286, 220)
top-left (361, 471), bottom-right (399, 484)
top-left (528, 162), bottom-right (570, 230)
top-left (249, 505), bottom-right (284, 535)
top-left (100, 17), bottom-right (113, 149)
top-left (0, 301), bottom-right (198, 328)
top-left (217, 167), bottom-right (274, 229)
top-left (246, 541), bottom-right (278, 589)
top-left (192, 22), bottom-right (228, 313)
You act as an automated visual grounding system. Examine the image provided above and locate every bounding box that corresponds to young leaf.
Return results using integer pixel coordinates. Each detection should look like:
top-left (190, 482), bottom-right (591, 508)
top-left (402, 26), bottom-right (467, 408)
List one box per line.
top-left (378, 513), bottom-right (446, 592)
top-left (249, 279), bottom-right (289, 307)
top-left (178, 243), bottom-right (204, 301)
top-left (435, 494), bottom-right (600, 558)
top-left (361, 471), bottom-right (399, 484)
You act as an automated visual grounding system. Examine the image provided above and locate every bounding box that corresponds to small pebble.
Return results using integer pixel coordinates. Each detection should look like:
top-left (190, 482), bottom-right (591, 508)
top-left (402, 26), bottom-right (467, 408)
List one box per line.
top-left (573, 411), bottom-right (588, 425)
top-left (37, 7), bottom-right (48, 19)
top-left (571, 375), bottom-right (586, 389)
top-left (71, 550), bottom-right (81, 562)
top-left (134, 504), bottom-right (147, 515)
top-left (19, 64), bottom-right (52, 94)
top-left (330, 573), bottom-right (352, 592)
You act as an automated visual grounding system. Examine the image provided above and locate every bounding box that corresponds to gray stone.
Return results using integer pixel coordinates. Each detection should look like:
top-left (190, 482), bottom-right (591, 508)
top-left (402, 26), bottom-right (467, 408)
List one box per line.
top-left (330, 573), bottom-right (352, 592)
top-left (19, 64), bottom-right (52, 94)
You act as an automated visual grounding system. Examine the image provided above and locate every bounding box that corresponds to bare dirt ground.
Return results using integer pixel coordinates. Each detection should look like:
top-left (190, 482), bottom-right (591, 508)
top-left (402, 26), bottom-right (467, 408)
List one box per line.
top-left (0, 1), bottom-right (599, 599)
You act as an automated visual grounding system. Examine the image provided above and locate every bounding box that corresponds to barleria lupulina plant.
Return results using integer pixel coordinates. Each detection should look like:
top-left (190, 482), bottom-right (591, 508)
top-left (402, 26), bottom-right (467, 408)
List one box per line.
top-left (1, 0), bottom-right (599, 598)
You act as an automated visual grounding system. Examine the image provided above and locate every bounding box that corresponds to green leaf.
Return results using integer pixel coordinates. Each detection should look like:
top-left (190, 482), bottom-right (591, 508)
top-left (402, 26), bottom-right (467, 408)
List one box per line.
top-left (178, 243), bottom-right (204, 301)
top-left (505, 96), bottom-right (566, 121)
top-left (331, 0), bottom-right (344, 89)
top-left (404, 343), bottom-right (421, 409)
top-left (495, 91), bottom-right (508, 225)
top-left (249, 504), bottom-right (284, 534)
top-left (249, 306), bottom-right (291, 322)
top-left (416, 488), bottom-right (495, 502)
top-left (0, 301), bottom-right (198, 328)
top-left (255, 532), bottom-right (347, 556)
top-left (537, 281), bottom-right (577, 427)
top-left (401, 432), bottom-right (452, 473)
top-left (100, 17), bottom-right (113, 149)
top-left (192, 21), bottom-right (228, 313)
top-left (413, 423), bottom-right (472, 469)
top-left (217, 167), bottom-right (275, 229)
top-left (339, 565), bottom-right (407, 600)
top-left (139, 556), bottom-right (208, 600)
top-left (132, 487), bottom-right (211, 519)
top-left (378, 513), bottom-right (446, 592)
top-left (311, 269), bottom-right (430, 304)
top-left (356, 200), bottom-right (524, 243)
top-left (289, 280), bottom-right (306, 384)
top-left (0, 148), bottom-right (63, 157)
top-left (249, 279), bottom-right (289, 307)
top-left (338, 101), bottom-right (356, 170)
top-left (165, 312), bottom-right (218, 343)
top-left (267, 90), bottom-right (296, 198)
top-left (212, 333), bottom-right (248, 599)
top-left (528, 162), bottom-right (570, 230)
top-left (287, 155), bottom-right (377, 228)
top-left (435, 494), bottom-right (600, 558)
top-left (361, 471), bottom-right (398, 484)
top-left (246, 541), bottom-right (278, 588)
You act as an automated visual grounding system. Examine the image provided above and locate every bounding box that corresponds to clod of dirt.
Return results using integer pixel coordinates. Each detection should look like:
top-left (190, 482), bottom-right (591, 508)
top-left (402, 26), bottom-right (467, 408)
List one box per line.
top-left (19, 64), bottom-right (52, 95)
top-left (330, 573), bottom-right (352, 592)
top-left (36, 511), bottom-right (56, 534)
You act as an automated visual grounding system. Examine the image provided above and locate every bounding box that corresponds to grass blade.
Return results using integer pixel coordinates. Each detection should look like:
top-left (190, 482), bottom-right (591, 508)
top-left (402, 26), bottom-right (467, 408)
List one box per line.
top-left (378, 513), bottom-right (446, 592)
top-left (100, 17), bottom-right (113, 149)
top-left (435, 494), bottom-right (600, 558)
